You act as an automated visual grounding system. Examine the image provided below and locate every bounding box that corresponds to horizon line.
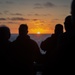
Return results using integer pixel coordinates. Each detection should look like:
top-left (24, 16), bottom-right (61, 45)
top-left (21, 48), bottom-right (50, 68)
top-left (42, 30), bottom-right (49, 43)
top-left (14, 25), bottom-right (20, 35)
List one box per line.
top-left (11, 33), bottom-right (52, 35)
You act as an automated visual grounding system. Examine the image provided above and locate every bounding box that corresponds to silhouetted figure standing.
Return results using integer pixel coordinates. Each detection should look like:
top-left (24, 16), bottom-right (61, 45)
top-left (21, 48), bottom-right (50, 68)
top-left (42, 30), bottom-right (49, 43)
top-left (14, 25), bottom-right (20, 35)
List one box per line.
top-left (0, 25), bottom-right (11, 73)
top-left (71, 0), bottom-right (75, 73)
top-left (40, 24), bottom-right (63, 75)
top-left (11, 24), bottom-right (41, 75)
top-left (71, 0), bottom-right (75, 26)
top-left (57, 15), bottom-right (75, 74)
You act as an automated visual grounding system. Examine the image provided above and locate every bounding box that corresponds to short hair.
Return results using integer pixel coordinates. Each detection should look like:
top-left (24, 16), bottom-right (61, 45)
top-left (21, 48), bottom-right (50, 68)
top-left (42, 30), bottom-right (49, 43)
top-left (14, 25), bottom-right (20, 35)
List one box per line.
top-left (19, 24), bottom-right (28, 31)
top-left (0, 25), bottom-right (10, 40)
top-left (19, 24), bottom-right (28, 35)
top-left (55, 24), bottom-right (63, 34)
top-left (64, 15), bottom-right (73, 31)
top-left (71, 0), bottom-right (75, 26)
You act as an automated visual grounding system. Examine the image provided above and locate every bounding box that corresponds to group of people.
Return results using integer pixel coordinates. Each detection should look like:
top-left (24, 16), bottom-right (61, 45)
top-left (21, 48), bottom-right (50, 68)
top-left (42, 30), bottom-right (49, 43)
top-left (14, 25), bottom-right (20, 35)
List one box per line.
top-left (0, 0), bottom-right (75, 75)
top-left (0, 24), bottom-right (42, 75)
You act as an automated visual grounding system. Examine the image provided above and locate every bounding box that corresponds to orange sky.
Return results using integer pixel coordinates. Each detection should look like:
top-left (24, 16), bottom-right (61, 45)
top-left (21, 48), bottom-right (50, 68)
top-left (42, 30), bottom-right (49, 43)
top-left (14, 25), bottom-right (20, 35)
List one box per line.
top-left (0, 0), bottom-right (72, 34)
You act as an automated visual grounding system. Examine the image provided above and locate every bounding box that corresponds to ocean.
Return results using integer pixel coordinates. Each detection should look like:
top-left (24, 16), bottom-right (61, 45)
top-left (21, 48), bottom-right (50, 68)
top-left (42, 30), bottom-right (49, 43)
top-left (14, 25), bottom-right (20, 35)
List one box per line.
top-left (9, 34), bottom-right (51, 54)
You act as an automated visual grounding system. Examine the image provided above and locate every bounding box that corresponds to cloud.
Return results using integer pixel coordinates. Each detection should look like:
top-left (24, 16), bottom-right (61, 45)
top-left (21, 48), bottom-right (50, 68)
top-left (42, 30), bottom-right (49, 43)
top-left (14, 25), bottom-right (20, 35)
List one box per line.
top-left (27, 14), bottom-right (40, 16)
top-left (0, 22), bottom-right (20, 24)
top-left (28, 13), bottom-right (51, 16)
top-left (8, 17), bottom-right (26, 21)
top-left (0, 17), bottom-right (41, 22)
top-left (5, 1), bottom-right (14, 4)
top-left (36, 14), bottom-right (51, 16)
top-left (34, 14), bottom-right (40, 16)
top-left (34, 3), bottom-right (43, 9)
top-left (32, 19), bottom-right (39, 21)
top-left (8, 17), bottom-right (30, 21)
top-left (34, 2), bottom-right (55, 9)
top-left (6, 22), bottom-right (20, 24)
top-left (10, 13), bottom-right (24, 16)
top-left (44, 2), bottom-right (55, 8)
top-left (0, 17), bottom-right (29, 21)
top-left (0, 13), bottom-right (2, 15)
top-left (0, 1), bottom-right (14, 4)
top-left (3, 11), bottom-right (24, 16)
top-left (4, 10), bottom-right (9, 14)
top-left (51, 19), bottom-right (59, 23)
top-left (0, 18), bottom-right (7, 20)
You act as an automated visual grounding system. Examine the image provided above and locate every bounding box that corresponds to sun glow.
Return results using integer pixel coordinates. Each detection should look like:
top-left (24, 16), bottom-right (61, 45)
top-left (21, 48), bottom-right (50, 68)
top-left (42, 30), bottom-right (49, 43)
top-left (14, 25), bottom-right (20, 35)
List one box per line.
top-left (37, 32), bottom-right (41, 34)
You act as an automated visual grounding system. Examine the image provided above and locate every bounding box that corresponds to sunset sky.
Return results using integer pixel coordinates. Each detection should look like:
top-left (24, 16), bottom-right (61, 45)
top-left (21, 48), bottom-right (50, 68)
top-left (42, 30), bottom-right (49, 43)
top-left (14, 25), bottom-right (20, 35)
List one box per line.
top-left (0, 0), bottom-right (72, 34)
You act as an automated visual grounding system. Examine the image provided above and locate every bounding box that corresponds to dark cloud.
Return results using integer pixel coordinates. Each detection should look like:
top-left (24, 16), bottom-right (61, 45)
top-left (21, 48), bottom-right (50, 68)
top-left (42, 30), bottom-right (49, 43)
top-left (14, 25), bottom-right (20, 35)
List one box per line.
top-left (28, 13), bottom-right (51, 16)
top-left (0, 13), bottom-right (2, 15)
top-left (0, 22), bottom-right (20, 24)
top-left (6, 22), bottom-right (20, 24)
top-left (0, 18), bottom-right (7, 20)
top-left (10, 13), bottom-right (24, 16)
top-left (9, 17), bottom-right (26, 21)
top-left (4, 10), bottom-right (9, 14)
top-left (34, 2), bottom-right (55, 9)
top-left (44, 2), bottom-right (55, 7)
top-left (0, 17), bottom-right (29, 21)
top-left (28, 14), bottom-right (40, 16)
top-left (0, 17), bottom-right (41, 22)
top-left (34, 14), bottom-right (40, 16)
top-left (3, 11), bottom-right (24, 16)
top-left (0, 1), bottom-right (14, 4)
top-left (32, 19), bottom-right (39, 21)
top-left (8, 17), bottom-right (30, 21)
top-left (34, 3), bottom-right (43, 9)
top-left (5, 1), bottom-right (14, 4)
top-left (34, 13), bottom-right (51, 16)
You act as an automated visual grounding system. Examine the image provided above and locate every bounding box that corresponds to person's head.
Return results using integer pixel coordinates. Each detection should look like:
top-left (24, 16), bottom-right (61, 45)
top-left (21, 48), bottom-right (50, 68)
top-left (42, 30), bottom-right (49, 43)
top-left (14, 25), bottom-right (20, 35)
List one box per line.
top-left (0, 25), bottom-right (11, 40)
top-left (71, 0), bottom-right (75, 16)
top-left (71, 0), bottom-right (75, 26)
top-left (55, 24), bottom-right (63, 35)
top-left (64, 15), bottom-right (73, 32)
top-left (19, 24), bottom-right (28, 36)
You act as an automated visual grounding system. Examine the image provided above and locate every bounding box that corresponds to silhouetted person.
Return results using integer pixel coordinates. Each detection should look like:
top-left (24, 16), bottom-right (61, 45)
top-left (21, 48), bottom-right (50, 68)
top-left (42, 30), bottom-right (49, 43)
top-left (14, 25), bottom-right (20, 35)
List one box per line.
top-left (56, 15), bottom-right (75, 74)
top-left (0, 25), bottom-right (11, 73)
top-left (40, 24), bottom-right (63, 75)
top-left (71, 0), bottom-right (75, 26)
top-left (11, 24), bottom-right (41, 75)
top-left (71, 1), bottom-right (75, 73)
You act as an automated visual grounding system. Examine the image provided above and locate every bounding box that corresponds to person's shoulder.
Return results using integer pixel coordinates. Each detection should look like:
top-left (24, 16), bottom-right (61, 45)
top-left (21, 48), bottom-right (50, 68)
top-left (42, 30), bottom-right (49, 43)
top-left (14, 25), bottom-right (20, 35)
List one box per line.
top-left (30, 38), bottom-right (37, 44)
top-left (11, 39), bottom-right (18, 45)
top-left (44, 34), bottom-right (52, 40)
top-left (44, 34), bottom-right (54, 41)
